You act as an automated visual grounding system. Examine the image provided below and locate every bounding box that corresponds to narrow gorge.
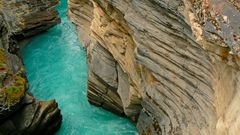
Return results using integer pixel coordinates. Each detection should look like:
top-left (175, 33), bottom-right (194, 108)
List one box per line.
top-left (0, 0), bottom-right (136, 134)
top-left (0, 0), bottom-right (240, 135)
top-left (21, 0), bottom-right (137, 134)
top-left (68, 0), bottom-right (240, 135)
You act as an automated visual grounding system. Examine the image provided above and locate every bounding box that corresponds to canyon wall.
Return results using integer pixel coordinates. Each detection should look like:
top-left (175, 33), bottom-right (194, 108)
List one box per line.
top-left (0, 0), bottom-right (62, 134)
top-left (68, 0), bottom-right (240, 134)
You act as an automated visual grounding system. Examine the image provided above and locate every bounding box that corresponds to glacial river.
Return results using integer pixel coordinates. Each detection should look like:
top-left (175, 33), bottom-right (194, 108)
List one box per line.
top-left (21, 0), bottom-right (137, 134)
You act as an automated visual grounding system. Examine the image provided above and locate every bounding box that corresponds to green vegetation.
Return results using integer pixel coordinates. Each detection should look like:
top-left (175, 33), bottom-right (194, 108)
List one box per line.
top-left (3, 74), bottom-right (26, 107)
top-left (0, 48), bottom-right (26, 107)
top-left (3, 75), bottom-right (26, 106)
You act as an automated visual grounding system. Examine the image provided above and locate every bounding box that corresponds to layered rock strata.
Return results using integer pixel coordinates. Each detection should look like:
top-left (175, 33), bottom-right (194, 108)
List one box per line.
top-left (68, 0), bottom-right (240, 134)
top-left (0, 0), bottom-right (60, 39)
top-left (0, 0), bottom-right (62, 134)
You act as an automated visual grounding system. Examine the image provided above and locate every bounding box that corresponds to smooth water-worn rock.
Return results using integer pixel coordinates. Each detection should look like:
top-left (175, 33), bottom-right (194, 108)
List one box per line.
top-left (68, 0), bottom-right (240, 134)
top-left (0, 1), bottom-right (62, 135)
top-left (88, 43), bottom-right (124, 115)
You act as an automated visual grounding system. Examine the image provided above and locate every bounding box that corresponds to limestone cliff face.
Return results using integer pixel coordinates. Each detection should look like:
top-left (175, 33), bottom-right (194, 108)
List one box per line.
top-left (0, 0), bottom-right (62, 134)
top-left (69, 0), bottom-right (240, 134)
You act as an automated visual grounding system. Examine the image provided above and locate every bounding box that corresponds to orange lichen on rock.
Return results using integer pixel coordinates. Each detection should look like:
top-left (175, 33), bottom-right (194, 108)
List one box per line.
top-left (0, 48), bottom-right (7, 73)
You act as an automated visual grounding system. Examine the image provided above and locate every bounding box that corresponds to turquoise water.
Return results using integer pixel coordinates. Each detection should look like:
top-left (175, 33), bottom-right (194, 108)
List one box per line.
top-left (21, 0), bottom-right (137, 135)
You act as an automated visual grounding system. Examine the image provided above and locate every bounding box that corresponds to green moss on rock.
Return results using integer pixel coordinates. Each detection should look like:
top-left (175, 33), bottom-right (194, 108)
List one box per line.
top-left (3, 74), bottom-right (26, 107)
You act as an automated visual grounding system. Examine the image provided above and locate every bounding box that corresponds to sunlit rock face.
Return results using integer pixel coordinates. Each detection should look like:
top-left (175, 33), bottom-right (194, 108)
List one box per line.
top-left (189, 0), bottom-right (240, 55)
top-left (68, 0), bottom-right (143, 119)
top-left (0, 0), bottom-right (62, 134)
top-left (69, 0), bottom-right (240, 134)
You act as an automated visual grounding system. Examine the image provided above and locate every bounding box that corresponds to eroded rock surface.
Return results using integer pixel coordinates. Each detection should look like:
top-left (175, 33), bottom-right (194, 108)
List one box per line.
top-left (69, 0), bottom-right (240, 134)
top-left (0, 0), bottom-right (60, 39)
top-left (0, 0), bottom-right (62, 134)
